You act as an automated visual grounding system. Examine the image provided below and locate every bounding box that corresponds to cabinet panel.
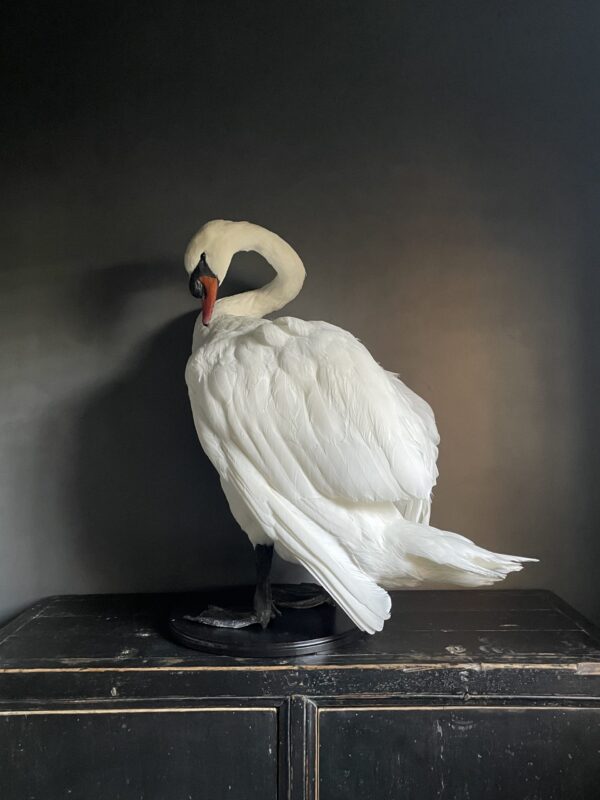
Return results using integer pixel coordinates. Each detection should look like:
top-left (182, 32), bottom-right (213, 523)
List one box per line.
top-left (318, 706), bottom-right (600, 800)
top-left (0, 707), bottom-right (278, 800)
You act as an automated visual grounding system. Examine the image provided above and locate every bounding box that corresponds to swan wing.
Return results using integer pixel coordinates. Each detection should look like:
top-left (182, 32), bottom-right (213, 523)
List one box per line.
top-left (188, 316), bottom-right (439, 505)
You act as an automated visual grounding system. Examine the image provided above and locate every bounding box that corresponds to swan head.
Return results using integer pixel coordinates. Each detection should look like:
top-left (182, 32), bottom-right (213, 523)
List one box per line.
top-left (185, 219), bottom-right (306, 325)
top-left (184, 220), bottom-right (237, 326)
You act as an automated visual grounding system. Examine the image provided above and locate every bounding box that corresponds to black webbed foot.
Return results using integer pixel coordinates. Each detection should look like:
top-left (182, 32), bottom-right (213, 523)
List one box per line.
top-left (272, 582), bottom-right (332, 610)
top-left (184, 606), bottom-right (262, 629)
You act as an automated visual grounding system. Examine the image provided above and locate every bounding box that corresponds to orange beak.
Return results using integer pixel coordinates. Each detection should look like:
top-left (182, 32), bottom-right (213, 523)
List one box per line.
top-left (200, 275), bottom-right (219, 326)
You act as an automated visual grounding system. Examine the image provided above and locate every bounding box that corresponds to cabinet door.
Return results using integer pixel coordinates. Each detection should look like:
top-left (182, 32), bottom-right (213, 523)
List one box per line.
top-left (318, 705), bottom-right (600, 800)
top-left (0, 707), bottom-right (278, 800)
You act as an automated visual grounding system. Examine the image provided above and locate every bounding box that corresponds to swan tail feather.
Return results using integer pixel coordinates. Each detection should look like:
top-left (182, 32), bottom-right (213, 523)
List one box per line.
top-left (379, 519), bottom-right (537, 589)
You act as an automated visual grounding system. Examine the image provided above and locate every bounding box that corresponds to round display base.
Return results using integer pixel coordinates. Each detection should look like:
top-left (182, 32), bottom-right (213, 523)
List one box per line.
top-left (167, 585), bottom-right (362, 657)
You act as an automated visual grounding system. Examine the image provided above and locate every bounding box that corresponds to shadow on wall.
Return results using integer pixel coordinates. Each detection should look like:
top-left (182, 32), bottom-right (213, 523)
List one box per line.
top-left (67, 312), bottom-right (253, 591)
top-left (48, 259), bottom-right (305, 595)
top-left (55, 263), bottom-right (241, 594)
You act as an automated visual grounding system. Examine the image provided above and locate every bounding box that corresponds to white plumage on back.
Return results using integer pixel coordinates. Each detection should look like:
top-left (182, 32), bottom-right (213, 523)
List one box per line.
top-left (185, 220), bottom-right (535, 633)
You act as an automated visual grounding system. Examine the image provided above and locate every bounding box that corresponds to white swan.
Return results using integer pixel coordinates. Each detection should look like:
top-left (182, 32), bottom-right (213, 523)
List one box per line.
top-left (184, 220), bottom-right (535, 634)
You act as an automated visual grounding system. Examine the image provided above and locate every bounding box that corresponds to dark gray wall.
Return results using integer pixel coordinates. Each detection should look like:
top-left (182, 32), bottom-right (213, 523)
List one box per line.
top-left (1, 1), bottom-right (599, 625)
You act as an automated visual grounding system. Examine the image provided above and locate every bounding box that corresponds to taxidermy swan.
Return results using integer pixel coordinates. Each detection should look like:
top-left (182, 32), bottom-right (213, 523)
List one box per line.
top-left (185, 220), bottom-right (535, 634)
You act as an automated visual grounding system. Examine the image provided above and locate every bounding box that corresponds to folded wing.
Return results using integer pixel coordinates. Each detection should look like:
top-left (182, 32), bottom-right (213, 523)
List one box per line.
top-left (186, 316), bottom-right (441, 631)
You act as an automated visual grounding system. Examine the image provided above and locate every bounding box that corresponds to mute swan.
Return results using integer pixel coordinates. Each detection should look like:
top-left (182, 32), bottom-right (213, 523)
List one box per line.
top-left (184, 220), bottom-right (535, 634)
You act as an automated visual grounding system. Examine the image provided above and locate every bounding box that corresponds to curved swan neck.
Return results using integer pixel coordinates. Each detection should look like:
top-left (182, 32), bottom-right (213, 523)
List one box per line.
top-left (216, 223), bottom-right (306, 319)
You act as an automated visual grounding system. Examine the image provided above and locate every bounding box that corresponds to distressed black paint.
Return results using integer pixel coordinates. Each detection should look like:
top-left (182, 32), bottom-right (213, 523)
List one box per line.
top-left (1, 590), bottom-right (600, 798)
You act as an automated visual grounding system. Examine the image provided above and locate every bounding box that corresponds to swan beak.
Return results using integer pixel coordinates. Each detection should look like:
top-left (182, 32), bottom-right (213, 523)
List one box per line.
top-left (200, 275), bottom-right (219, 326)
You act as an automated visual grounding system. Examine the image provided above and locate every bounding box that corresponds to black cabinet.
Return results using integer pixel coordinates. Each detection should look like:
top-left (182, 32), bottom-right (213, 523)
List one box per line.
top-left (1, 590), bottom-right (600, 799)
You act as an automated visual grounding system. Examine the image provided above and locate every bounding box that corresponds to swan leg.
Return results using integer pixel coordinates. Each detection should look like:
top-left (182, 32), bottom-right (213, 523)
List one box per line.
top-left (253, 544), bottom-right (275, 629)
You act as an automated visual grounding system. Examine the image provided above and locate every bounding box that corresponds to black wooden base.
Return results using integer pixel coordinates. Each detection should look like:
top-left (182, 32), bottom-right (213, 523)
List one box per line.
top-left (167, 585), bottom-right (361, 657)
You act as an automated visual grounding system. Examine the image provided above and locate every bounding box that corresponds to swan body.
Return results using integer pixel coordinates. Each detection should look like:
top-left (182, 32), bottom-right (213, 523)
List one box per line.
top-left (185, 220), bottom-right (535, 633)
